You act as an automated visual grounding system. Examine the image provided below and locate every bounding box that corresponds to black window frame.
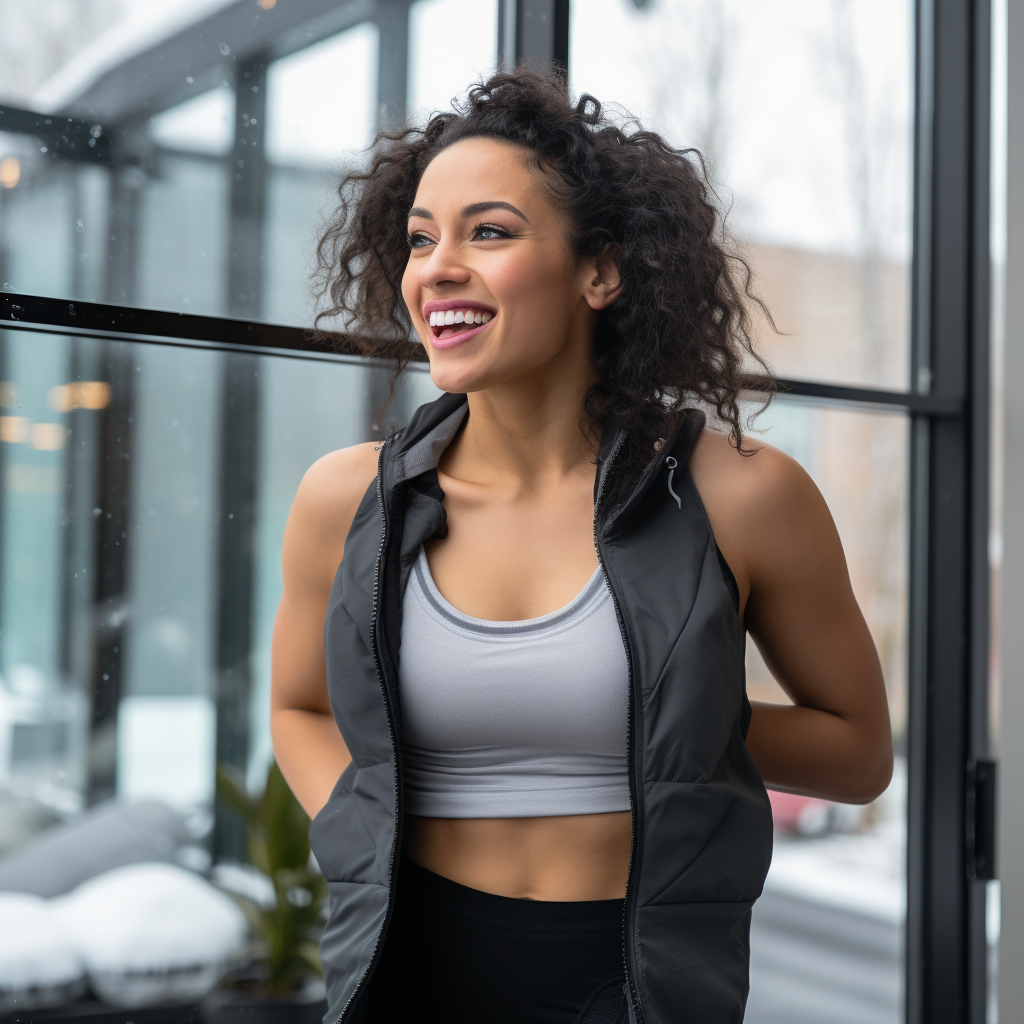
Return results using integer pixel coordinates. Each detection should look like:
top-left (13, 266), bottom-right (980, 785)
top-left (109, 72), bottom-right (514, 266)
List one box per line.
top-left (0, 1), bottom-right (995, 1021)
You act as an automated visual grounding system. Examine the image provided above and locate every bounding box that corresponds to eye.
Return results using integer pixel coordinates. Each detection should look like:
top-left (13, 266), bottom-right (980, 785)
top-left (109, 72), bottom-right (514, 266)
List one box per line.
top-left (472, 223), bottom-right (513, 241)
top-left (407, 231), bottom-right (435, 250)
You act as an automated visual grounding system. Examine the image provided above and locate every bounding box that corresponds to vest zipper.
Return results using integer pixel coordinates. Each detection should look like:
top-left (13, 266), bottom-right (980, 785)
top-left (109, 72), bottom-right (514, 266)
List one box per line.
top-left (593, 432), bottom-right (647, 1024)
top-left (338, 433), bottom-right (400, 1024)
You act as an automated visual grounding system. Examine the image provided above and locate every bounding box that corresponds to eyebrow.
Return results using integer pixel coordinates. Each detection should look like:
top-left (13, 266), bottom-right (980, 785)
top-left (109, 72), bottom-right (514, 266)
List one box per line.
top-left (407, 201), bottom-right (530, 224)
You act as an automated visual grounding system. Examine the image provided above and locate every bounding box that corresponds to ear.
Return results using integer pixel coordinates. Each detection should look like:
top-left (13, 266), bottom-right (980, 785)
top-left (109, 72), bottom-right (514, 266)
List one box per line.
top-left (582, 243), bottom-right (623, 311)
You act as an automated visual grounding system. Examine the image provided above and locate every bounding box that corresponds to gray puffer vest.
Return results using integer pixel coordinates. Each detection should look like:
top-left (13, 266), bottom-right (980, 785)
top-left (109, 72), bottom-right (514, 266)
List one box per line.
top-left (309, 391), bottom-right (773, 1024)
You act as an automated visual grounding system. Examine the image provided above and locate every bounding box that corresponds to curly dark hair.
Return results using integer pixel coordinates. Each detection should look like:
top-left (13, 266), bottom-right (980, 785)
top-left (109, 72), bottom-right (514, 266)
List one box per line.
top-left (315, 68), bottom-right (774, 458)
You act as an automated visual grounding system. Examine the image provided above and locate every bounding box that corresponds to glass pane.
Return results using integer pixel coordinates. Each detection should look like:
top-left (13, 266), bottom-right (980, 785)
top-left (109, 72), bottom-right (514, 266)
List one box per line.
top-left (264, 23), bottom-right (379, 328)
top-left (740, 398), bottom-right (908, 1024)
top-left (570, 0), bottom-right (914, 390)
top-left (0, 3), bottom-right (126, 109)
top-left (0, 327), bottom-right (443, 1011)
top-left (408, 0), bottom-right (499, 123)
top-left (0, 4), bottom-right (497, 326)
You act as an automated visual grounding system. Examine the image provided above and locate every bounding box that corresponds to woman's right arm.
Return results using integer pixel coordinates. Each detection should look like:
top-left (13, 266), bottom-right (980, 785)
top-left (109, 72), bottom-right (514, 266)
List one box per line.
top-left (270, 442), bottom-right (380, 819)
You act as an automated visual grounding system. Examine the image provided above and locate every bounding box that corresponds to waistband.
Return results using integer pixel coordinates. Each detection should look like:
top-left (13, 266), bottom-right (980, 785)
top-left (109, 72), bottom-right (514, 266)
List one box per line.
top-left (396, 857), bottom-right (625, 935)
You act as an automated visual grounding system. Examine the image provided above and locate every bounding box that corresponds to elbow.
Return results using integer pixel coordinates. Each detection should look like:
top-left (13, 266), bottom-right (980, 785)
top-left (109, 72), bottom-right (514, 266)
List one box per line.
top-left (845, 743), bottom-right (894, 805)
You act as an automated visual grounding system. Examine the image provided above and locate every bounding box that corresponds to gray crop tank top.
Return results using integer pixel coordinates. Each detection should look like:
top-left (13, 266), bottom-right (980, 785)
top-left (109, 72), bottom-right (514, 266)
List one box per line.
top-left (398, 546), bottom-right (631, 818)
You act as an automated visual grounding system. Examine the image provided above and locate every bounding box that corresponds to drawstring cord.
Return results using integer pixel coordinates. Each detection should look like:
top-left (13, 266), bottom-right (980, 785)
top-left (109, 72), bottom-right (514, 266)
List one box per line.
top-left (665, 456), bottom-right (682, 509)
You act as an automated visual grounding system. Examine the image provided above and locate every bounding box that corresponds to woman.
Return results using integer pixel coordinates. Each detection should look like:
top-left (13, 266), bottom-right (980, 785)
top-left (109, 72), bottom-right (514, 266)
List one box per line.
top-left (270, 71), bottom-right (893, 1024)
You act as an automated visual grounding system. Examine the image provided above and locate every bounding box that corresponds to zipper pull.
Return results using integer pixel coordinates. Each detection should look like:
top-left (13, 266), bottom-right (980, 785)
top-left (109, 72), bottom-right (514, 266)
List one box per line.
top-left (665, 456), bottom-right (682, 509)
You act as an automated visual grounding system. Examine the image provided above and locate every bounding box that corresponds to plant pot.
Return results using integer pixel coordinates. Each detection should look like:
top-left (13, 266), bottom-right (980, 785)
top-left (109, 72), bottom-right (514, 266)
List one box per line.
top-left (200, 980), bottom-right (325, 1024)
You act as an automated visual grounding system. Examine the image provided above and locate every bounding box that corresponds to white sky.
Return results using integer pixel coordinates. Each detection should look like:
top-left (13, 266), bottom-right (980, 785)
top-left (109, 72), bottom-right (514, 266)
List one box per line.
top-left (570, 0), bottom-right (914, 258)
top-left (265, 22), bottom-right (379, 168)
top-left (407, 0), bottom-right (498, 124)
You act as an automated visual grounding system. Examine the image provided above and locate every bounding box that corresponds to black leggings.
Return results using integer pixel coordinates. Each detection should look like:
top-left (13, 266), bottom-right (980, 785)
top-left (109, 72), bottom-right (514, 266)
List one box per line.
top-left (367, 857), bottom-right (629, 1024)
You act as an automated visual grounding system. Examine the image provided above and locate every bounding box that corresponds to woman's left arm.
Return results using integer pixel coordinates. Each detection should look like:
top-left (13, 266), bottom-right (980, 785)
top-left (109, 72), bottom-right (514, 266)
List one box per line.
top-left (691, 433), bottom-right (894, 804)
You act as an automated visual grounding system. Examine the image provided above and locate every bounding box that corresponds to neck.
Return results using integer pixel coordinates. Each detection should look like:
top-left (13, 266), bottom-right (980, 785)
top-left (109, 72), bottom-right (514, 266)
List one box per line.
top-left (442, 358), bottom-right (600, 492)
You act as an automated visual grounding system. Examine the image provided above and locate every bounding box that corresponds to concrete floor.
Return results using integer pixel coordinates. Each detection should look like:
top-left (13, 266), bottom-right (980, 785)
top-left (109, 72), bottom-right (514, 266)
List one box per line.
top-left (746, 890), bottom-right (902, 1024)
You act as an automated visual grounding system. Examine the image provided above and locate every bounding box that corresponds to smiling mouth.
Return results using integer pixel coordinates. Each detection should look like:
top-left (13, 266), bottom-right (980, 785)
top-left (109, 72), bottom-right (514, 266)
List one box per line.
top-left (428, 307), bottom-right (494, 341)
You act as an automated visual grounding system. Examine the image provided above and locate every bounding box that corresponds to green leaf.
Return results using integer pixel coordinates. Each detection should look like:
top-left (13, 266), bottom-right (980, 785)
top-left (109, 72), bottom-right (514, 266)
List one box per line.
top-left (263, 761), bottom-right (311, 873)
top-left (216, 759), bottom-right (325, 990)
top-left (297, 941), bottom-right (324, 978)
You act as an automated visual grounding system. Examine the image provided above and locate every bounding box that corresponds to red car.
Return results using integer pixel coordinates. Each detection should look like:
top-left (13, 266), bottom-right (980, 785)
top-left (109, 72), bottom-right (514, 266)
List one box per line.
top-left (767, 789), bottom-right (837, 836)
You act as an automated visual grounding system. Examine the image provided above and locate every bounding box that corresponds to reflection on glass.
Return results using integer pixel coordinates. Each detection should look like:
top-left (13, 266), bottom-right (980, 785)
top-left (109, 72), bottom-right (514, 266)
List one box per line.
top-left (138, 151), bottom-right (230, 315)
top-left (0, 82), bottom-right (233, 312)
top-left (571, 0), bottom-right (914, 389)
top-left (738, 398), bottom-right (907, 1024)
top-left (1, 331), bottom-right (78, 805)
top-left (0, 331), bottom-right (437, 828)
top-left (0, 328), bottom-right (408, 1010)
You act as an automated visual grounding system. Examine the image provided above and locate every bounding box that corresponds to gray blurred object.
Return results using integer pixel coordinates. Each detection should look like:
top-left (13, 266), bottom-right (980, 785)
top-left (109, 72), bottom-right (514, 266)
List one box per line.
top-left (0, 799), bottom-right (189, 897)
top-left (0, 788), bottom-right (63, 857)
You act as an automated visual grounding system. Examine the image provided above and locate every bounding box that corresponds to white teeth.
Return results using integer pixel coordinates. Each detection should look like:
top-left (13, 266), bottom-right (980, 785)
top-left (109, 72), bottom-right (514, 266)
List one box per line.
top-left (427, 308), bottom-right (493, 328)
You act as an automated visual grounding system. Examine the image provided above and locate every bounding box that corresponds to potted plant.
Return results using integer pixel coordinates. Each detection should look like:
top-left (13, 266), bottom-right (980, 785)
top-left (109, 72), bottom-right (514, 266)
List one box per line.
top-left (203, 761), bottom-right (327, 1024)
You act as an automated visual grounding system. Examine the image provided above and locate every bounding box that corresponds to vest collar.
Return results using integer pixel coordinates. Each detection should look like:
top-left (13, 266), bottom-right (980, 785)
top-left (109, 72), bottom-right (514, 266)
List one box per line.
top-left (387, 391), bottom-right (702, 524)
top-left (390, 391), bottom-right (468, 486)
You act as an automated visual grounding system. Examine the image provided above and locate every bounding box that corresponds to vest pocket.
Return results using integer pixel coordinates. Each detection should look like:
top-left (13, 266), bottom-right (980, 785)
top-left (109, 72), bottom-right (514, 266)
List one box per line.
top-left (308, 759), bottom-right (397, 884)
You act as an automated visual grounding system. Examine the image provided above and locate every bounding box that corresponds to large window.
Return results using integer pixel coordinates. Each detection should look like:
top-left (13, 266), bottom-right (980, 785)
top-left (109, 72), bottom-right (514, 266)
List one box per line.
top-left (0, 3), bottom-right (995, 1024)
top-left (570, 3), bottom-right (917, 1018)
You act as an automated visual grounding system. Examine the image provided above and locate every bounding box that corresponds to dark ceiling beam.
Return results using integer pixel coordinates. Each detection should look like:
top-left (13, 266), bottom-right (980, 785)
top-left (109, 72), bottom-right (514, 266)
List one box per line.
top-left (0, 105), bottom-right (111, 163)
top-left (48, 0), bottom-right (376, 124)
top-left (0, 292), bottom-right (962, 419)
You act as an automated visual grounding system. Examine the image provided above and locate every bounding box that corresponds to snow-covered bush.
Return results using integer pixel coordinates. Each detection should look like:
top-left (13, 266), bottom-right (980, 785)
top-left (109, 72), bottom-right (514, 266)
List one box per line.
top-left (51, 862), bottom-right (247, 1007)
top-left (0, 893), bottom-right (85, 1012)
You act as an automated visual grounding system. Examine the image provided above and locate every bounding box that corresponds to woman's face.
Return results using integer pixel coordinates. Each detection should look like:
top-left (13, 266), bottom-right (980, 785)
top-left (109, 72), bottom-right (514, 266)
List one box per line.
top-left (401, 137), bottom-right (617, 396)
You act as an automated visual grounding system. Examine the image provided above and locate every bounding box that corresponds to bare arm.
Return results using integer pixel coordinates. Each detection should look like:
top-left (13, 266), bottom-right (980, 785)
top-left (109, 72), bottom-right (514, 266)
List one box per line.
top-left (270, 442), bottom-right (379, 818)
top-left (690, 431), bottom-right (893, 804)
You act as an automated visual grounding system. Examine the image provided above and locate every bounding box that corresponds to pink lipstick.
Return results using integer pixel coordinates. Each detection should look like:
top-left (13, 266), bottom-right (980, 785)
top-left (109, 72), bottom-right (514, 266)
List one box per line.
top-left (422, 299), bottom-right (497, 350)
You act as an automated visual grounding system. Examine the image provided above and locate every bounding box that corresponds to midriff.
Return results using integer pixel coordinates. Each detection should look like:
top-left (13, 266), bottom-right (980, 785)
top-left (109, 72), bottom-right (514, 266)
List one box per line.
top-left (402, 810), bottom-right (632, 901)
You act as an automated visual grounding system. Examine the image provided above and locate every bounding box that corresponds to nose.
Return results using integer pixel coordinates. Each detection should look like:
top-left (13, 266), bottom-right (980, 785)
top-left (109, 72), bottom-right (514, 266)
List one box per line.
top-left (418, 233), bottom-right (471, 291)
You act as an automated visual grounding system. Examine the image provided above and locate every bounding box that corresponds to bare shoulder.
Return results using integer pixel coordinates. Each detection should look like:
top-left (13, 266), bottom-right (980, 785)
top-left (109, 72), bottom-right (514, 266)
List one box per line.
top-left (282, 441), bottom-right (380, 589)
top-left (688, 426), bottom-right (837, 598)
top-left (689, 427), bottom-right (821, 519)
top-left (293, 441), bottom-right (380, 532)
